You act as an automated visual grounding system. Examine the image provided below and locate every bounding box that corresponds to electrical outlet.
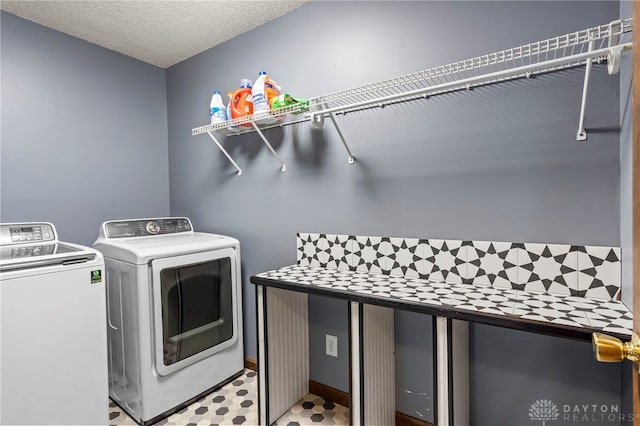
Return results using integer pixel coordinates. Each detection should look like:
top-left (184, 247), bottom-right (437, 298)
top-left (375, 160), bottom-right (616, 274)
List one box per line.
top-left (326, 334), bottom-right (338, 357)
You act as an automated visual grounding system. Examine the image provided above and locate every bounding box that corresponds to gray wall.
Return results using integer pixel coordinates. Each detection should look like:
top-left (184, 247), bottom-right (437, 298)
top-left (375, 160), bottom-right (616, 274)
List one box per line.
top-left (471, 326), bottom-right (624, 426)
top-left (166, 1), bottom-right (624, 424)
top-left (0, 12), bottom-right (170, 246)
top-left (309, 296), bottom-right (349, 391)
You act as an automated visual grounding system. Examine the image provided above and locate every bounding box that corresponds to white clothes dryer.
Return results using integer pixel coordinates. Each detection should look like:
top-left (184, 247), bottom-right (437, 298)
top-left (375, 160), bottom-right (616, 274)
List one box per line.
top-left (0, 222), bottom-right (108, 425)
top-left (93, 217), bottom-right (243, 425)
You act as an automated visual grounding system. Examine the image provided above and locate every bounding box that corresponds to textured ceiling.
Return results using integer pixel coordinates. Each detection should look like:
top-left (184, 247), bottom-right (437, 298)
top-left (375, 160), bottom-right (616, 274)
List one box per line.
top-left (0, 0), bottom-right (309, 68)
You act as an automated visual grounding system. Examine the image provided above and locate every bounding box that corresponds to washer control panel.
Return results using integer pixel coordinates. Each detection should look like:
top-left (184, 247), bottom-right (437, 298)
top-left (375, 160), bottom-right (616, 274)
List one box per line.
top-left (0, 223), bottom-right (56, 246)
top-left (104, 217), bottom-right (192, 238)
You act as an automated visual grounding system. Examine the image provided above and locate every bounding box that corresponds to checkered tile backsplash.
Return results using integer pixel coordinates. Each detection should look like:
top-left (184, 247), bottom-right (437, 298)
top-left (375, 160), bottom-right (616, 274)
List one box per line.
top-left (296, 233), bottom-right (621, 301)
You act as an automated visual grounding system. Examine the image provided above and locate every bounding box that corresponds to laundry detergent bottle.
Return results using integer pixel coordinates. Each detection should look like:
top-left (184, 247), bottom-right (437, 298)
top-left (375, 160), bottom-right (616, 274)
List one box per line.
top-left (209, 91), bottom-right (227, 125)
top-left (265, 76), bottom-right (281, 105)
top-left (226, 93), bottom-right (241, 133)
top-left (251, 71), bottom-right (269, 113)
top-left (252, 71), bottom-right (281, 124)
top-left (230, 79), bottom-right (253, 127)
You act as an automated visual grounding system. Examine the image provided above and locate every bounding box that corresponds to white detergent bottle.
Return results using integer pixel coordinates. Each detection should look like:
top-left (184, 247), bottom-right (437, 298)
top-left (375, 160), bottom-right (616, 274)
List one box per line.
top-left (251, 71), bottom-right (269, 113)
top-left (210, 91), bottom-right (227, 125)
top-left (252, 71), bottom-right (275, 124)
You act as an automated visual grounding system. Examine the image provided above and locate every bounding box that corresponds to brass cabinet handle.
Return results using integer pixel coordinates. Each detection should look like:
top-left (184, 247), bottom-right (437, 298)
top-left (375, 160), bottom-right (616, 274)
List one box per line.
top-left (592, 332), bottom-right (640, 364)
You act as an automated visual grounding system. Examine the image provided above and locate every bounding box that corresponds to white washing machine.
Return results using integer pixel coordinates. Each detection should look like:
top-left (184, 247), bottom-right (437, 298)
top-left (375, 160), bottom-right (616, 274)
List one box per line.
top-left (0, 222), bottom-right (108, 425)
top-left (93, 217), bottom-right (244, 425)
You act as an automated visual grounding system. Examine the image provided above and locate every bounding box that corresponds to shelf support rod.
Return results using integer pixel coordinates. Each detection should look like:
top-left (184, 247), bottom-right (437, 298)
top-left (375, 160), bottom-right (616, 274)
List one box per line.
top-left (576, 38), bottom-right (595, 141)
top-left (250, 122), bottom-right (287, 173)
top-left (327, 112), bottom-right (355, 164)
top-left (206, 131), bottom-right (242, 176)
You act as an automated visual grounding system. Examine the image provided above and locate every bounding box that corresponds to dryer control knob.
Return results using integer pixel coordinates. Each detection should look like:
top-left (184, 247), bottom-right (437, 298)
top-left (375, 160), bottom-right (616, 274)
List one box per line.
top-left (146, 221), bottom-right (160, 235)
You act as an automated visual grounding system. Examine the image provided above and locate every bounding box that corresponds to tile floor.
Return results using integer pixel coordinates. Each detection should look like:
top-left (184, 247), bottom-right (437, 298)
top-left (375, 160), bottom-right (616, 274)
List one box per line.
top-left (109, 369), bottom-right (349, 426)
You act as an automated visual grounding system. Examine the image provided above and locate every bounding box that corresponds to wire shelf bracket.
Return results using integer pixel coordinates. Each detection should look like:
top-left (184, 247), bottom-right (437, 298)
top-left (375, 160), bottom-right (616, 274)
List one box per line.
top-left (206, 131), bottom-right (242, 176)
top-left (250, 121), bottom-right (287, 173)
top-left (328, 113), bottom-right (355, 165)
top-left (205, 122), bottom-right (287, 175)
top-left (576, 39), bottom-right (595, 141)
top-left (577, 20), bottom-right (626, 141)
top-left (310, 108), bottom-right (355, 164)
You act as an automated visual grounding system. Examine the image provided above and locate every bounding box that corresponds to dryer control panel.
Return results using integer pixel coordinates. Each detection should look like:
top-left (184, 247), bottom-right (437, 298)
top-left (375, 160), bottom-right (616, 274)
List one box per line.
top-left (0, 223), bottom-right (56, 245)
top-left (104, 217), bottom-right (192, 238)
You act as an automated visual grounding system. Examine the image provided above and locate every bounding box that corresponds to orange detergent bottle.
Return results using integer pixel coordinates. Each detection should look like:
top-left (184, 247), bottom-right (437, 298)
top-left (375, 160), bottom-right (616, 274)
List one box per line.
top-left (265, 76), bottom-right (281, 106)
top-left (264, 75), bottom-right (283, 121)
top-left (229, 79), bottom-right (253, 127)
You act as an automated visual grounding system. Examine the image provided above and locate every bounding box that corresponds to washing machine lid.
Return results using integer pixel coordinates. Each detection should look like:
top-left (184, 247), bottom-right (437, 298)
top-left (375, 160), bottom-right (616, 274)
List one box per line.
top-left (93, 218), bottom-right (239, 264)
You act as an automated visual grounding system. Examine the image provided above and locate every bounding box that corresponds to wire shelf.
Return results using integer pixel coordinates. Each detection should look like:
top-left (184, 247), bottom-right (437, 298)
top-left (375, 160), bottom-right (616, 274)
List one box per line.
top-left (306, 18), bottom-right (632, 116)
top-left (190, 18), bottom-right (632, 174)
top-left (192, 104), bottom-right (309, 136)
top-left (192, 18), bottom-right (631, 137)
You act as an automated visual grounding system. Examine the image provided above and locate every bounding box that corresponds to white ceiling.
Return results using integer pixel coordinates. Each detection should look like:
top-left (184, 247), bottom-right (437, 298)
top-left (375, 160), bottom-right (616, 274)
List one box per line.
top-left (0, 0), bottom-right (309, 68)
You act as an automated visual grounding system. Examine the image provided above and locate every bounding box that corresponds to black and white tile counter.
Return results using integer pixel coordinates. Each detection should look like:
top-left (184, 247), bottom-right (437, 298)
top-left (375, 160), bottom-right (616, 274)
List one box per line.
top-left (252, 233), bottom-right (631, 426)
top-left (253, 264), bottom-right (632, 341)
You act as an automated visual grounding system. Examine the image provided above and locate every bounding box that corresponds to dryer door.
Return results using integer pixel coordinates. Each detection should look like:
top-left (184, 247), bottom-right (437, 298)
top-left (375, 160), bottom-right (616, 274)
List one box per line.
top-left (150, 248), bottom-right (238, 376)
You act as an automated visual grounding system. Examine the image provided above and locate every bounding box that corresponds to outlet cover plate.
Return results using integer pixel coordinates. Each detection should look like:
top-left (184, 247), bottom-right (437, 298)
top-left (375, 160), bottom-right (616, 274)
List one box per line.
top-left (326, 334), bottom-right (338, 357)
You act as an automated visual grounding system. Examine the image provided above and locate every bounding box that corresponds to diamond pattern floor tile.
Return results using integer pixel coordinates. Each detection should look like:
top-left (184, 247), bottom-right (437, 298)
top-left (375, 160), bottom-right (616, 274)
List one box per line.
top-left (273, 394), bottom-right (349, 426)
top-left (109, 400), bottom-right (138, 426)
top-left (109, 369), bottom-right (348, 426)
